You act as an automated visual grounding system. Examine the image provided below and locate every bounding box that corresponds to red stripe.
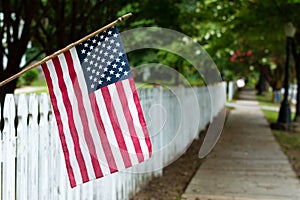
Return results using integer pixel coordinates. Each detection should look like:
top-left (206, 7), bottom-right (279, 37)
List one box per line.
top-left (116, 81), bottom-right (144, 162)
top-left (51, 56), bottom-right (90, 183)
top-left (42, 63), bottom-right (77, 188)
top-left (101, 86), bottom-right (132, 168)
top-left (128, 78), bottom-right (152, 156)
top-left (89, 92), bottom-right (118, 173)
top-left (64, 51), bottom-right (103, 179)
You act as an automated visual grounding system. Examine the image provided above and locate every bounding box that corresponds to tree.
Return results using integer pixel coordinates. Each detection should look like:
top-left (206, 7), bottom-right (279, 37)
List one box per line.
top-left (0, 0), bottom-right (40, 104)
top-left (0, 0), bottom-right (131, 104)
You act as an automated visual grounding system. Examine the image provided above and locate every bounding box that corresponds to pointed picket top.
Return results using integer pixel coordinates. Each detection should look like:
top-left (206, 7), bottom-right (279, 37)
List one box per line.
top-left (17, 94), bottom-right (28, 132)
top-left (39, 93), bottom-right (49, 116)
top-left (3, 94), bottom-right (16, 126)
top-left (28, 93), bottom-right (38, 121)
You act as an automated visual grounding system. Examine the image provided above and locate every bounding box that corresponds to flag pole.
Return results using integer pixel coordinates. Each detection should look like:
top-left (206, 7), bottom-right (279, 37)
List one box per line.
top-left (0, 13), bottom-right (132, 87)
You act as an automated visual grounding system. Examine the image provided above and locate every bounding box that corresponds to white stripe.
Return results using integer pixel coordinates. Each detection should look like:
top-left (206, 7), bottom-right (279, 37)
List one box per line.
top-left (46, 59), bottom-right (82, 184)
top-left (94, 90), bottom-right (126, 170)
top-left (107, 84), bottom-right (139, 165)
top-left (122, 79), bottom-right (150, 159)
top-left (57, 53), bottom-right (96, 180)
top-left (70, 48), bottom-right (111, 176)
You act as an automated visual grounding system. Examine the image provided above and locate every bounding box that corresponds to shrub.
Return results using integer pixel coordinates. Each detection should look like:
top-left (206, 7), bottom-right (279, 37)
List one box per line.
top-left (20, 68), bottom-right (39, 85)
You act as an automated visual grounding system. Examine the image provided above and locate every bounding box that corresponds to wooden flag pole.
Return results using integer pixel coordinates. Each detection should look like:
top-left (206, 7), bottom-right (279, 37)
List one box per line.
top-left (0, 13), bottom-right (132, 87)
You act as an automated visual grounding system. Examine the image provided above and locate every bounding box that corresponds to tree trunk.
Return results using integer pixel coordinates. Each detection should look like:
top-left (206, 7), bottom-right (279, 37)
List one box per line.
top-left (292, 34), bottom-right (300, 122)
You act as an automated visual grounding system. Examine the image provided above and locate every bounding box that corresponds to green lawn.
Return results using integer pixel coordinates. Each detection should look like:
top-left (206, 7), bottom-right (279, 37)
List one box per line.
top-left (257, 91), bottom-right (300, 178)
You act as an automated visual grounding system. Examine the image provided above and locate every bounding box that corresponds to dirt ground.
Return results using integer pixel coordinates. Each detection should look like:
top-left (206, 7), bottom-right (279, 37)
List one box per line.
top-left (131, 130), bottom-right (206, 200)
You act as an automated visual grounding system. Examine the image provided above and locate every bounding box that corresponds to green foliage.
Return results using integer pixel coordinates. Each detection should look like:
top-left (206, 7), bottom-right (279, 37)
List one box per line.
top-left (19, 68), bottom-right (39, 86)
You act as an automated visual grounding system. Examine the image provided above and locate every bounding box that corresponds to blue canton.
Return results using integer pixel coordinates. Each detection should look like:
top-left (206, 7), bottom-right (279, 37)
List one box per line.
top-left (76, 26), bottom-right (132, 93)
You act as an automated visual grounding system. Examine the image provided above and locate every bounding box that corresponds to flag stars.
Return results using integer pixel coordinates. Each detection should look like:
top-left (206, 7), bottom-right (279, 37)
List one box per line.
top-left (79, 26), bottom-right (132, 92)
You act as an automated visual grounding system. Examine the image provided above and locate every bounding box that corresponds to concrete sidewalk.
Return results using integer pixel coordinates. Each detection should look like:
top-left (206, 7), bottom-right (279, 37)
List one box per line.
top-left (182, 90), bottom-right (300, 200)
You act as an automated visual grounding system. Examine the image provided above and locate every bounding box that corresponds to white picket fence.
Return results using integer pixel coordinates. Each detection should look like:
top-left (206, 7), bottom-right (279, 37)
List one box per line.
top-left (0, 82), bottom-right (226, 200)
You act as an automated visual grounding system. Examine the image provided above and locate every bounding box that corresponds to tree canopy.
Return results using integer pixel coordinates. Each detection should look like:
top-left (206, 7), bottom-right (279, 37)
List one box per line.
top-left (1, 0), bottom-right (300, 118)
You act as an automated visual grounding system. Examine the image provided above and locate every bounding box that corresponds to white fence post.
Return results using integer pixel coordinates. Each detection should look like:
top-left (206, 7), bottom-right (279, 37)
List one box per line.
top-left (3, 94), bottom-right (16, 200)
top-left (16, 94), bottom-right (28, 200)
top-left (39, 93), bottom-right (50, 200)
top-left (0, 101), bottom-right (2, 200)
top-left (27, 94), bottom-right (39, 200)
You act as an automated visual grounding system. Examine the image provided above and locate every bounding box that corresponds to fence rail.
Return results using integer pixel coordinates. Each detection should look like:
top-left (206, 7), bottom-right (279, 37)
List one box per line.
top-left (0, 83), bottom-right (226, 200)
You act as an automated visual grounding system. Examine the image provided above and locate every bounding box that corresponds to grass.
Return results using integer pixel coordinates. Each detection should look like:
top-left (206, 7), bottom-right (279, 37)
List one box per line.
top-left (256, 91), bottom-right (281, 107)
top-left (30, 79), bottom-right (47, 87)
top-left (257, 91), bottom-right (300, 177)
top-left (262, 109), bottom-right (279, 123)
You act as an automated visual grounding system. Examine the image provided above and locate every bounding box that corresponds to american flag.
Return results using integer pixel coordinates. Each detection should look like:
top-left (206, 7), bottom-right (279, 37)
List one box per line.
top-left (42, 26), bottom-right (152, 188)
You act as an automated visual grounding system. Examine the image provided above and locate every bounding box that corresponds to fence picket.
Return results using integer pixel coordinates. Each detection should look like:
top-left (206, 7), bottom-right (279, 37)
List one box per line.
top-left (27, 94), bottom-right (39, 200)
top-left (16, 94), bottom-right (28, 200)
top-left (2, 94), bottom-right (16, 200)
top-left (0, 102), bottom-right (2, 200)
top-left (39, 93), bottom-right (50, 200)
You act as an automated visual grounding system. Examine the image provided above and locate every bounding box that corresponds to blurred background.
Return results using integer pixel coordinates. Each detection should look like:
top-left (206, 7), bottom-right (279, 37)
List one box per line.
top-left (1, 0), bottom-right (300, 108)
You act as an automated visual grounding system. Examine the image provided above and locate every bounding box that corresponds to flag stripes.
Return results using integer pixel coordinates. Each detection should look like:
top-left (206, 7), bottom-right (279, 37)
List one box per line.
top-left (42, 45), bottom-right (151, 187)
